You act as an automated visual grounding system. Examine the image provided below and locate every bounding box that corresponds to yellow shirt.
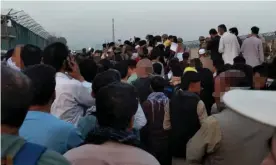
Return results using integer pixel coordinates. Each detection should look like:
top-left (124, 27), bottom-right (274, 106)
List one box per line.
top-left (164, 40), bottom-right (171, 47)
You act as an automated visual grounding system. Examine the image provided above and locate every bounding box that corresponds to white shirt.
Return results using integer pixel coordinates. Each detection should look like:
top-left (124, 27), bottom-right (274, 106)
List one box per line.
top-left (51, 72), bottom-right (95, 125)
top-left (219, 32), bottom-right (240, 64)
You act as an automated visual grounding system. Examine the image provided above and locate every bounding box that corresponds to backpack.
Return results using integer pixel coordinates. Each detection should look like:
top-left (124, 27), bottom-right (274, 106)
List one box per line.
top-left (2, 142), bottom-right (46, 165)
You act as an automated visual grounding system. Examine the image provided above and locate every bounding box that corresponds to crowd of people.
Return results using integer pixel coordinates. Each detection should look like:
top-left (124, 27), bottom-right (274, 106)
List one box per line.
top-left (1, 24), bottom-right (276, 165)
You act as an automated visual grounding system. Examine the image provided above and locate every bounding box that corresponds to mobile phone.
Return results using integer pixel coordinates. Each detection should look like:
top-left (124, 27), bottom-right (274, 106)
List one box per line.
top-left (65, 57), bottom-right (73, 72)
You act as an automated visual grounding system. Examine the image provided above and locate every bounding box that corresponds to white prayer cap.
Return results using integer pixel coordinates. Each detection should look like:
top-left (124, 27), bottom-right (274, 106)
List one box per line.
top-left (198, 49), bottom-right (206, 55)
top-left (223, 89), bottom-right (276, 127)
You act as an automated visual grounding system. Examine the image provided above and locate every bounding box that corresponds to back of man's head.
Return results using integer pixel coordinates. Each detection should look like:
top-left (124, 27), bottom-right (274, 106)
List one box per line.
top-left (20, 44), bottom-right (42, 67)
top-left (229, 27), bottom-right (239, 36)
top-left (114, 61), bottom-right (128, 79)
top-left (218, 24), bottom-right (227, 32)
top-left (43, 42), bottom-right (69, 71)
top-left (92, 69), bottom-right (121, 96)
top-left (1, 65), bottom-right (33, 128)
top-left (155, 35), bottom-right (162, 42)
top-left (233, 55), bottom-right (246, 65)
top-left (79, 59), bottom-right (98, 82)
top-left (96, 82), bottom-right (138, 130)
top-left (181, 71), bottom-right (200, 91)
top-left (251, 26), bottom-right (260, 35)
top-left (209, 28), bottom-right (218, 35)
top-left (151, 76), bottom-right (166, 92)
top-left (23, 64), bottom-right (56, 106)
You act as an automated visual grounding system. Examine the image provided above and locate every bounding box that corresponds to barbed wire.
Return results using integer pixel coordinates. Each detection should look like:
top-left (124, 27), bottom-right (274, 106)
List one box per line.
top-left (1, 8), bottom-right (51, 39)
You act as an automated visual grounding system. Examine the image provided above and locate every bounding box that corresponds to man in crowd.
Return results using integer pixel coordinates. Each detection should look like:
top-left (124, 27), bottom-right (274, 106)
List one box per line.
top-left (207, 28), bottom-right (222, 61)
top-left (20, 64), bottom-right (84, 154)
top-left (198, 49), bottom-right (214, 72)
top-left (141, 76), bottom-right (171, 165)
top-left (186, 69), bottom-right (274, 165)
top-left (232, 55), bottom-right (253, 87)
top-left (132, 58), bottom-right (154, 103)
top-left (241, 26), bottom-right (264, 67)
top-left (199, 36), bottom-right (207, 50)
top-left (127, 59), bottom-right (138, 84)
top-left (43, 42), bottom-right (94, 125)
top-left (6, 44), bottom-right (42, 71)
top-left (1, 65), bottom-right (70, 165)
top-left (218, 24), bottom-right (240, 64)
top-left (64, 82), bottom-right (160, 165)
top-left (222, 90), bottom-right (276, 165)
top-left (229, 27), bottom-right (243, 47)
top-left (252, 64), bottom-right (270, 90)
top-left (165, 71), bottom-right (208, 165)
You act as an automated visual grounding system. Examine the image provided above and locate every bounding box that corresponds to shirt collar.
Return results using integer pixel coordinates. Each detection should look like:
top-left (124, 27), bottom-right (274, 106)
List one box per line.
top-left (56, 72), bottom-right (71, 79)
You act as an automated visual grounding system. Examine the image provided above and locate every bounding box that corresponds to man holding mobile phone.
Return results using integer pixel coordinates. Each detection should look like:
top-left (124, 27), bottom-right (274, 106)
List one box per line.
top-left (43, 42), bottom-right (95, 125)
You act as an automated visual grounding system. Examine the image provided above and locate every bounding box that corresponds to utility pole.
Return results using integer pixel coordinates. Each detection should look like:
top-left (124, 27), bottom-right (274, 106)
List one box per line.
top-left (112, 18), bottom-right (115, 42)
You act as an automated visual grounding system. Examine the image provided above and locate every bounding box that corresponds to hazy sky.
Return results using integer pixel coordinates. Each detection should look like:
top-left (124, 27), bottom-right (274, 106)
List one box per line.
top-left (2, 1), bottom-right (276, 49)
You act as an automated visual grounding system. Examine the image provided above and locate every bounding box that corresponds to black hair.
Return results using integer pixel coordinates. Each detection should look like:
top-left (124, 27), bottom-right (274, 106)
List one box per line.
top-left (127, 59), bottom-right (137, 69)
top-left (209, 28), bottom-right (218, 35)
top-left (124, 40), bottom-right (131, 46)
top-left (95, 82), bottom-right (138, 130)
top-left (169, 58), bottom-right (180, 69)
top-left (138, 40), bottom-right (147, 47)
top-left (98, 59), bottom-right (113, 71)
top-left (251, 26), bottom-right (260, 35)
top-left (79, 59), bottom-right (98, 82)
top-left (1, 65), bottom-right (33, 128)
top-left (151, 47), bottom-right (161, 60)
top-left (146, 35), bottom-right (154, 41)
top-left (21, 44), bottom-right (42, 67)
top-left (109, 42), bottom-right (115, 47)
top-left (229, 27), bottom-right (239, 36)
top-left (172, 36), bottom-right (178, 43)
top-left (134, 37), bottom-right (141, 44)
top-left (148, 39), bottom-right (156, 47)
top-left (114, 61), bottom-right (128, 79)
top-left (42, 42), bottom-right (69, 71)
top-left (218, 24), bottom-right (227, 32)
top-left (92, 69), bottom-right (121, 96)
top-left (213, 58), bottom-right (225, 75)
top-left (4, 48), bottom-right (14, 60)
top-left (181, 71), bottom-right (200, 90)
top-left (151, 76), bottom-right (166, 92)
top-left (190, 58), bottom-right (202, 69)
top-left (155, 35), bottom-right (162, 42)
top-left (171, 64), bottom-right (183, 77)
top-left (233, 55), bottom-right (246, 64)
top-left (182, 52), bottom-right (190, 61)
top-left (153, 63), bottom-right (162, 75)
top-left (168, 35), bottom-right (173, 39)
top-left (82, 48), bottom-right (87, 54)
top-left (253, 64), bottom-right (268, 77)
top-left (23, 64), bottom-right (56, 106)
top-left (102, 43), bottom-right (107, 48)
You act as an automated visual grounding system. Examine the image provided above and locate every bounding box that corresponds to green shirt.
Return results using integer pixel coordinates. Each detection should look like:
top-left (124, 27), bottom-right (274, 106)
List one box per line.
top-left (1, 134), bottom-right (71, 165)
top-left (127, 74), bottom-right (138, 84)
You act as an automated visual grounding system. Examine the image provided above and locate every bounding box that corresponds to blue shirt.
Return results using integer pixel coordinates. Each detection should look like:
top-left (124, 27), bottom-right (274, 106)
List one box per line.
top-left (19, 111), bottom-right (84, 154)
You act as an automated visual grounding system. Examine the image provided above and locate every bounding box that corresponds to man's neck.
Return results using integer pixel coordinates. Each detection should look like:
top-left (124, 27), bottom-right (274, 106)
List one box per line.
top-left (1, 125), bottom-right (19, 135)
top-left (29, 104), bottom-right (51, 113)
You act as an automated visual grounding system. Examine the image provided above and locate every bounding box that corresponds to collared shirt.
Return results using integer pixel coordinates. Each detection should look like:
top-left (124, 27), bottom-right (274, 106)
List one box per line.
top-left (127, 73), bottom-right (138, 84)
top-left (1, 134), bottom-right (70, 165)
top-left (51, 72), bottom-right (95, 125)
top-left (241, 36), bottom-right (264, 67)
top-left (20, 111), bottom-right (84, 154)
top-left (219, 32), bottom-right (240, 64)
